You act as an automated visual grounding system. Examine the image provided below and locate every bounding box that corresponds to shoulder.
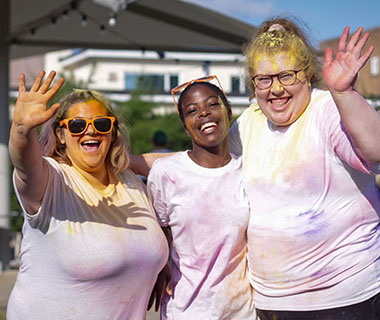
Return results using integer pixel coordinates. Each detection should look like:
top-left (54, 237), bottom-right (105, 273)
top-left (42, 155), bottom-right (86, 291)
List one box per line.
top-left (308, 88), bottom-right (340, 122)
top-left (309, 88), bottom-right (335, 110)
top-left (151, 152), bottom-right (186, 172)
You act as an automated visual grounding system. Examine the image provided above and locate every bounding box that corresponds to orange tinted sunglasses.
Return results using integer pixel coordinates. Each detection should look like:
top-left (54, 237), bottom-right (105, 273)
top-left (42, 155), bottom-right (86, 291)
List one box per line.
top-left (171, 75), bottom-right (225, 114)
top-left (59, 116), bottom-right (115, 135)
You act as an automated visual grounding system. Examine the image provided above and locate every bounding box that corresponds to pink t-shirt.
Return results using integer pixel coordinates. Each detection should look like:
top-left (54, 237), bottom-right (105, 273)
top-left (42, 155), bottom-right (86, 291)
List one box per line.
top-left (8, 157), bottom-right (169, 320)
top-left (229, 88), bottom-right (380, 311)
top-left (148, 152), bottom-right (255, 319)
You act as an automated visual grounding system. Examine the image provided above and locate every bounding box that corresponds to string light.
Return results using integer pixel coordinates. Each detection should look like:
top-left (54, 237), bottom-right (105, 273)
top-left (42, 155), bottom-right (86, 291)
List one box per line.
top-left (19, 2), bottom-right (128, 43)
top-left (63, 10), bottom-right (69, 20)
top-left (108, 13), bottom-right (117, 27)
top-left (81, 14), bottom-right (87, 26)
top-left (51, 17), bottom-right (57, 28)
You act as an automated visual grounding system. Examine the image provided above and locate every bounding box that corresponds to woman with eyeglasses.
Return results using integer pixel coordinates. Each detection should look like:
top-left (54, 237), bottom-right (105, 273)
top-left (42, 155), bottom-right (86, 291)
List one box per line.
top-left (228, 18), bottom-right (380, 319)
top-left (146, 79), bottom-right (255, 319)
top-left (7, 71), bottom-right (169, 320)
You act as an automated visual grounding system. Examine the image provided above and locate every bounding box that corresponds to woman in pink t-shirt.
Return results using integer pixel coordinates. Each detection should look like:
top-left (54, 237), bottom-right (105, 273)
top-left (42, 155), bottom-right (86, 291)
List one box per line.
top-left (147, 79), bottom-right (255, 319)
top-left (228, 17), bottom-right (380, 320)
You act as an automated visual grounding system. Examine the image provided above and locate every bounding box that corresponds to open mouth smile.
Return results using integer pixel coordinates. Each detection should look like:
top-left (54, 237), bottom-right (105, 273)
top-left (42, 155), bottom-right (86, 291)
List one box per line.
top-left (199, 121), bottom-right (218, 133)
top-left (81, 140), bottom-right (101, 152)
top-left (270, 97), bottom-right (290, 110)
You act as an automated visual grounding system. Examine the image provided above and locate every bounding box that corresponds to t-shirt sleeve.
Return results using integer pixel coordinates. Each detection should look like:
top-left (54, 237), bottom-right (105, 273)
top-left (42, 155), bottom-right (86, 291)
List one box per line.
top-left (13, 157), bottom-right (66, 231)
top-left (147, 161), bottom-right (170, 227)
top-left (229, 118), bottom-right (243, 157)
top-left (322, 94), bottom-right (380, 174)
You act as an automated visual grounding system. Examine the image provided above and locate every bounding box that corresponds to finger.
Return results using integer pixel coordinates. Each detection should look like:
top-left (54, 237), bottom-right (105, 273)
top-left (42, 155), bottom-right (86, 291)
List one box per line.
top-left (155, 291), bottom-right (161, 312)
top-left (44, 103), bottom-right (60, 121)
top-left (358, 45), bottom-right (374, 68)
top-left (18, 73), bottom-right (26, 94)
top-left (346, 26), bottom-right (363, 53)
top-left (337, 26), bottom-right (350, 52)
top-left (30, 70), bottom-right (45, 92)
top-left (323, 48), bottom-right (333, 69)
top-left (39, 71), bottom-right (56, 94)
top-left (147, 292), bottom-right (154, 311)
top-left (47, 78), bottom-right (65, 100)
top-left (166, 280), bottom-right (173, 296)
top-left (352, 31), bottom-right (370, 58)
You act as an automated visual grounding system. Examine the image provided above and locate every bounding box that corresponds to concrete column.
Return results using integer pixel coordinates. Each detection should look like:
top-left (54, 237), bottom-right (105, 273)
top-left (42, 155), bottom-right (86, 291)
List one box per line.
top-left (0, 0), bottom-right (10, 229)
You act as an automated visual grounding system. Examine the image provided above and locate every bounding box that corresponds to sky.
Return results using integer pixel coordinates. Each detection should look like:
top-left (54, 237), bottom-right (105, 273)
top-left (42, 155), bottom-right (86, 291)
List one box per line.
top-left (183, 0), bottom-right (380, 46)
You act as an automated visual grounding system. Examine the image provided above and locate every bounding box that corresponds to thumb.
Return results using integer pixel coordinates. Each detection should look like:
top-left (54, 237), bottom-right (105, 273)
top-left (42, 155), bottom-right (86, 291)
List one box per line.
top-left (166, 280), bottom-right (172, 296)
top-left (44, 103), bottom-right (60, 121)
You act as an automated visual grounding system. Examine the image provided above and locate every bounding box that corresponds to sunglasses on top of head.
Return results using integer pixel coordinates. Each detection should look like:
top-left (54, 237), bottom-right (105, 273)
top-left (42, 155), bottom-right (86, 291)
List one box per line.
top-left (171, 75), bottom-right (225, 114)
top-left (59, 116), bottom-right (116, 135)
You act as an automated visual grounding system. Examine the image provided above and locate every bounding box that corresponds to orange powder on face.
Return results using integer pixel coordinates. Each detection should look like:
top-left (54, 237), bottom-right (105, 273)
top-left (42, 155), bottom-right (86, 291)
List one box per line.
top-left (185, 118), bottom-right (201, 142)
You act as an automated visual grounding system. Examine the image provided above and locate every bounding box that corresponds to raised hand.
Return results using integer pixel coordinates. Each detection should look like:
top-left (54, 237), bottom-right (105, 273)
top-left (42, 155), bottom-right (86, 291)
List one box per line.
top-left (13, 70), bottom-right (65, 130)
top-left (323, 26), bottom-right (374, 93)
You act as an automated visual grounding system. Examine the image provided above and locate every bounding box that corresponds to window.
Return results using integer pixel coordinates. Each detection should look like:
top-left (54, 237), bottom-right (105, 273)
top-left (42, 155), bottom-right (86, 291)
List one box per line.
top-left (108, 72), bottom-right (117, 82)
top-left (170, 75), bottom-right (179, 89)
top-left (370, 56), bottom-right (379, 76)
top-left (231, 76), bottom-right (240, 94)
top-left (125, 73), bottom-right (165, 92)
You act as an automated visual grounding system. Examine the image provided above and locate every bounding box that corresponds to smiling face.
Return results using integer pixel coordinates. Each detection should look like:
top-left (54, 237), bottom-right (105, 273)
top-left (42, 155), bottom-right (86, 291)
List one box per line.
top-left (254, 52), bottom-right (312, 126)
top-left (57, 100), bottom-right (113, 177)
top-left (180, 84), bottom-right (232, 149)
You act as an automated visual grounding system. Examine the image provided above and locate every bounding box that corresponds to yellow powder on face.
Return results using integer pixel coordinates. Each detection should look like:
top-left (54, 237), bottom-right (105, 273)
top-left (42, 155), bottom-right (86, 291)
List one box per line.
top-left (219, 97), bottom-right (230, 138)
top-left (249, 31), bottom-right (310, 76)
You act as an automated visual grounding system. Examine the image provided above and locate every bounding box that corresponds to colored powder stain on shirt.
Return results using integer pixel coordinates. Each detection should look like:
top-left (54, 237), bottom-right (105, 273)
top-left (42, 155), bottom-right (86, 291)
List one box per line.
top-left (66, 223), bottom-right (73, 235)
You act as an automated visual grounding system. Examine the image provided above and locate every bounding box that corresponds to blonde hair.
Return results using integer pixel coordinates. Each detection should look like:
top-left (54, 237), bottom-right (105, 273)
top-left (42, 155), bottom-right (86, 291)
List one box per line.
top-left (40, 89), bottom-right (129, 174)
top-left (244, 17), bottom-right (321, 96)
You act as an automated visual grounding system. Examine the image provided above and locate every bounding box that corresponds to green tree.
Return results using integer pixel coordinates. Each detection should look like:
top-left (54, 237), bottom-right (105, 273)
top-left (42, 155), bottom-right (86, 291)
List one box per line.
top-left (117, 89), bottom-right (191, 154)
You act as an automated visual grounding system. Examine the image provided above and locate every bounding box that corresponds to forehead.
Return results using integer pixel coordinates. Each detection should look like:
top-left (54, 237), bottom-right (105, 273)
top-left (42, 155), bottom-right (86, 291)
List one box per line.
top-left (67, 100), bottom-right (107, 118)
top-left (182, 84), bottom-right (219, 102)
top-left (254, 52), bottom-right (298, 74)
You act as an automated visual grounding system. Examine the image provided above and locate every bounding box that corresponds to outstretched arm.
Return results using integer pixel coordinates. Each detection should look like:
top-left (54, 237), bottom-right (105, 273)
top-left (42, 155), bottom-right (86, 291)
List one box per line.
top-left (9, 71), bottom-right (65, 214)
top-left (129, 152), bottom-right (174, 176)
top-left (323, 26), bottom-right (380, 164)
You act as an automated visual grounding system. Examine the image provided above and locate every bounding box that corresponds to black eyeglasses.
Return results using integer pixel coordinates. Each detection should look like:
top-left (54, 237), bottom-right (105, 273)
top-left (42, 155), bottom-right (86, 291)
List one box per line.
top-left (252, 66), bottom-right (309, 90)
top-left (59, 117), bottom-right (116, 135)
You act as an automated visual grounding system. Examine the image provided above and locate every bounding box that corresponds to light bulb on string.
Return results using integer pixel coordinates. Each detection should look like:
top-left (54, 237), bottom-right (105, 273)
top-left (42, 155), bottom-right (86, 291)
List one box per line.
top-left (81, 14), bottom-right (87, 26)
top-left (100, 24), bottom-right (106, 35)
top-left (51, 17), bottom-right (57, 28)
top-left (63, 10), bottom-right (69, 20)
top-left (108, 13), bottom-right (117, 27)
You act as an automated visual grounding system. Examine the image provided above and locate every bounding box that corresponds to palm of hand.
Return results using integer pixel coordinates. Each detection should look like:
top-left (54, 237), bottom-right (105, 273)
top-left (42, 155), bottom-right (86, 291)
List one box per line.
top-left (14, 71), bottom-right (64, 129)
top-left (14, 91), bottom-right (52, 127)
top-left (323, 26), bottom-right (374, 93)
top-left (323, 51), bottom-right (361, 93)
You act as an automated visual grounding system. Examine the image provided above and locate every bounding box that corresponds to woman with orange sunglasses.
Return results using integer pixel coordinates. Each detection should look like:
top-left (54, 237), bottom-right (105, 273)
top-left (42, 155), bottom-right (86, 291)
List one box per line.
top-left (147, 78), bottom-right (255, 319)
top-left (7, 71), bottom-right (169, 320)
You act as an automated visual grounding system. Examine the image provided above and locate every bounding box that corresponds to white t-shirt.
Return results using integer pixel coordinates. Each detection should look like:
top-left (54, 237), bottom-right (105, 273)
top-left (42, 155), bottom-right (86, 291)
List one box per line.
top-left (147, 152), bottom-right (255, 320)
top-left (7, 157), bottom-right (169, 320)
top-left (229, 88), bottom-right (380, 311)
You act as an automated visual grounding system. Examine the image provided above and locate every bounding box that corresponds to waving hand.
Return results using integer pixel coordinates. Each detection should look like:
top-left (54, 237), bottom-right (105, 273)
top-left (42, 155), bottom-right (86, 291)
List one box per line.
top-left (13, 70), bottom-right (65, 130)
top-left (323, 26), bottom-right (374, 93)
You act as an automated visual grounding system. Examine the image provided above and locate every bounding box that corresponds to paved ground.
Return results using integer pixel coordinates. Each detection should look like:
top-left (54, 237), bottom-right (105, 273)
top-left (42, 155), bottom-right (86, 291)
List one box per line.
top-left (0, 269), bottom-right (160, 319)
